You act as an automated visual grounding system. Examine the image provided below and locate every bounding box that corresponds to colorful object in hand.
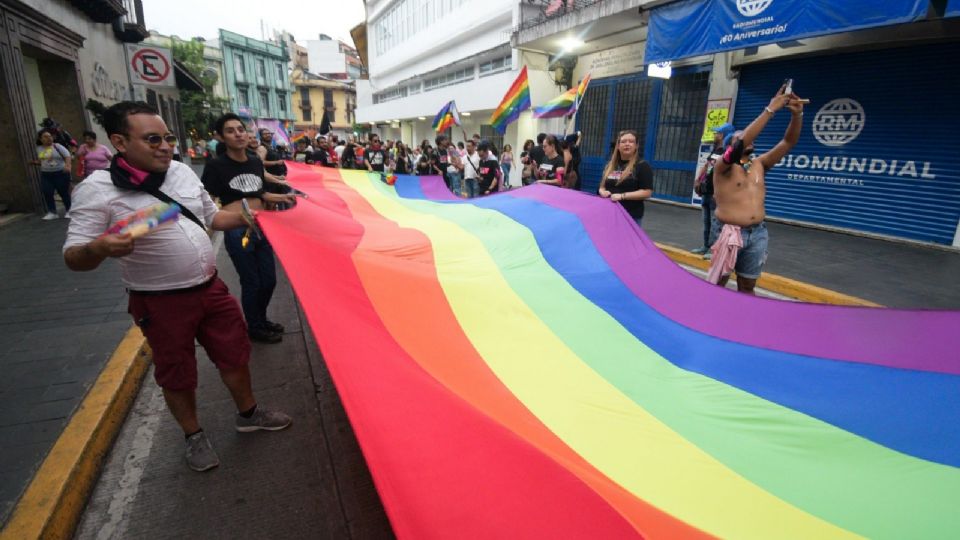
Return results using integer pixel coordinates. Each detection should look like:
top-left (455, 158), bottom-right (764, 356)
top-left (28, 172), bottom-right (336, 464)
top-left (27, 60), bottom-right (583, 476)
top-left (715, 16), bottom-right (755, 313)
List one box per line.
top-left (385, 174), bottom-right (398, 186)
top-left (432, 100), bottom-right (461, 133)
top-left (489, 66), bottom-right (531, 134)
top-left (258, 163), bottom-right (960, 539)
top-left (103, 202), bottom-right (180, 238)
top-left (533, 73), bottom-right (592, 119)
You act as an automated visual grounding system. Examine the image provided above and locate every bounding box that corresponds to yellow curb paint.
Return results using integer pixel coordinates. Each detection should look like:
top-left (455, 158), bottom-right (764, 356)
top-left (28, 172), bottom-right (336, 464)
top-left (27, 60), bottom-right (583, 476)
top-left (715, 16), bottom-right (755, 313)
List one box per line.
top-left (655, 243), bottom-right (882, 307)
top-left (1, 326), bottom-right (150, 540)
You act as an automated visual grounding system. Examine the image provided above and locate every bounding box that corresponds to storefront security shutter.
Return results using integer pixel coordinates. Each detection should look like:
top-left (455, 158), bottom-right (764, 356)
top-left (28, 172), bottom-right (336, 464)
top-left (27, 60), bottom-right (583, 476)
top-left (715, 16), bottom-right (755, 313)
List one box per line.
top-left (733, 42), bottom-right (960, 245)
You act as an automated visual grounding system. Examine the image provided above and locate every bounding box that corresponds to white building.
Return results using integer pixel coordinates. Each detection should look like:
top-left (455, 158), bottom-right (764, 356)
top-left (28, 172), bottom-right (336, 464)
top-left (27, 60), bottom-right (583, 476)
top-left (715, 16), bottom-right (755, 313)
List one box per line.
top-left (357, 0), bottom-right (570, 184)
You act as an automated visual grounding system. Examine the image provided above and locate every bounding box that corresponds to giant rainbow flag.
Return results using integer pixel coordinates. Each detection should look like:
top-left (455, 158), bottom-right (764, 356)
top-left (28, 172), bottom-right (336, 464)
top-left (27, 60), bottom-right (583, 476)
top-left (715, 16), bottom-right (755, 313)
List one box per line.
top-left (257, 164), bottom-right (960, 539)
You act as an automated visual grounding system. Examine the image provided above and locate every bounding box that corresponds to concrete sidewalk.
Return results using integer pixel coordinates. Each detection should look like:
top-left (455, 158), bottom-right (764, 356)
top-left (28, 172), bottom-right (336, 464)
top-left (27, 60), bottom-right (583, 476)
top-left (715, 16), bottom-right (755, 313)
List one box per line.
top-left (74, 245), bottom-right (392, 539)
top-left (0, 216), bottom-right (131, 524)
top-left (643, 201), bottom-right (960, 309)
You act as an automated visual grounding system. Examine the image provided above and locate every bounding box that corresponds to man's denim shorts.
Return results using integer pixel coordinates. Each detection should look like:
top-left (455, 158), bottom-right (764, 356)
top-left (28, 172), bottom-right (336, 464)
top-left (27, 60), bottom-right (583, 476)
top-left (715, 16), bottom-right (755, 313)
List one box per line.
top-left (711, 218), bottom-right (769, 279)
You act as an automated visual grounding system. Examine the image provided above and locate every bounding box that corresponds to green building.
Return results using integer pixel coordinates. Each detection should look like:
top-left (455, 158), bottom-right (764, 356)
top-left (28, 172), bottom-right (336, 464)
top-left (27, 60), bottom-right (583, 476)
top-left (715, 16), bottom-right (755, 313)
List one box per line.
top-left (216, 29), bottom-right (293, 124)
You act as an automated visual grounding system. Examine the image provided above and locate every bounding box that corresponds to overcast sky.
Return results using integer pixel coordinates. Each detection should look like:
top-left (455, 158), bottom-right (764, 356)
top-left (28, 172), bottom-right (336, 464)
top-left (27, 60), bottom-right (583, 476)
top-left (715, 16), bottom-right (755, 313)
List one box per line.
top-left (143, 0), bottom-right (366, 46)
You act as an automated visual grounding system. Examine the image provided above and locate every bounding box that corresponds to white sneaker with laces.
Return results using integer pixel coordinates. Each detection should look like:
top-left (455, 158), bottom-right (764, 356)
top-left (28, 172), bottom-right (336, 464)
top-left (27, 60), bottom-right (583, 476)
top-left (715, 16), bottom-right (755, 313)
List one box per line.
top-left (41, 212), bottom-right (58, 220)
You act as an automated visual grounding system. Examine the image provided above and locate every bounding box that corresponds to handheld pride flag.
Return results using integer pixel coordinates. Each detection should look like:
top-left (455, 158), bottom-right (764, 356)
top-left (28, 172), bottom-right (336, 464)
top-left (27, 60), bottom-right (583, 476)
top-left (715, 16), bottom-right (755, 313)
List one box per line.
top-left (533, 73), bottom-right (592, 119)
top-left (489, 67), bottom-right (531, 134)
top-left (103, 202), bottom-right (180, 238)
top-left (432, 100), bottom-right (461, 133)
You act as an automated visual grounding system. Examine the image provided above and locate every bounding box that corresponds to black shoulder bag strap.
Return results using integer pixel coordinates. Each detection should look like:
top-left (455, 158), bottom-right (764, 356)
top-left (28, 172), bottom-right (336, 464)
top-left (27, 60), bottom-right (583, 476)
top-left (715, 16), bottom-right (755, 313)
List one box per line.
top-left (144, 187), bottom-right (206, 231)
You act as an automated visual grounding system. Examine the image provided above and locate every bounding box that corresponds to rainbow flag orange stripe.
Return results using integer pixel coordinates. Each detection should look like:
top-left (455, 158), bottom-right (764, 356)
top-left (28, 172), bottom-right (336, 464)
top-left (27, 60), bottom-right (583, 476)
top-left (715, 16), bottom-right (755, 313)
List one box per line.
top-left (258, 164), bottom-right (960, 538)
top-left (489, 67), bottom-right (531, 134)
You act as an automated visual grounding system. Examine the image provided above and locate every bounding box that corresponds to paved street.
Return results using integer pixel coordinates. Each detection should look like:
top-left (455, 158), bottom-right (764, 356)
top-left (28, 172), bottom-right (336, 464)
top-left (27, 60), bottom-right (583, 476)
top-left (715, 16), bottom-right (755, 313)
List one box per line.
top-left (0, 185), bottom-right (957, 537)
top-left (74, 246), bottom-right (392, 539)
top-left (0, 216), bottom-right (131, 524)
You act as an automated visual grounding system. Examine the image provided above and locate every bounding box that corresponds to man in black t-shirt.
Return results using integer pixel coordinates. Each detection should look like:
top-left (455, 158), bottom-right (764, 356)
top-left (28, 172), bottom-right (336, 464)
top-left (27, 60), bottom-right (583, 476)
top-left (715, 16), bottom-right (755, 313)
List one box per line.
top-left (528, 132), bottom-right (547, 169)
top-left (202, 113), bottom-right (294, 344)
top-left (365, 134), bottom-right (387, 173)
top-left (477, 140), bottom-right (501, 195)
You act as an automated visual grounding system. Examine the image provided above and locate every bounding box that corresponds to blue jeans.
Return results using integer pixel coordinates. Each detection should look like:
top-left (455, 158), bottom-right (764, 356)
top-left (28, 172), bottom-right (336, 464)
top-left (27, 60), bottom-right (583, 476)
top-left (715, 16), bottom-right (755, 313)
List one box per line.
top-left (448, 172), bottom-right (463, 197)
top-left (701, 194), bottom-right (716, 249)
top-left (500, 163), bottom-right (511, 188)
top-left (710, 219), bottom-right (769, 279)
top-left (40, 171), bottom-right (71, 213)
top-left (634, 216), bottom-right (643, 228)
top-left (223, 227), bottom-right (277, 331)
top-left (464, 178), bottom-right (479, 198)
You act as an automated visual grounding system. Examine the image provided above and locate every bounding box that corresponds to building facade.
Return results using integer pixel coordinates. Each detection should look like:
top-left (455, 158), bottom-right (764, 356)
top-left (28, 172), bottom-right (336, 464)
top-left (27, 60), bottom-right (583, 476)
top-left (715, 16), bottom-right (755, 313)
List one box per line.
top-left (216, 29), bottom-right (294, 126)
top-left (307, 35), bottom-right (364, 80)
top-left (290, 68), bottom-right (356, 138)
top-left (356, 0), bottom-right (565, 185)
top-left (0, 0), bottom-right (149, 213)
top-left (512, 0), bottom-right (960, 247)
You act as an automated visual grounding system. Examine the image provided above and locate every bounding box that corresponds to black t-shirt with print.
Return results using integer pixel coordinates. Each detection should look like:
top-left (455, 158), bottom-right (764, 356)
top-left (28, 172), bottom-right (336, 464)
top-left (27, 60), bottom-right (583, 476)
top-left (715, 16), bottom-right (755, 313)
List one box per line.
top-left (477, 158), bottom-right (500, 194)
top-left (201, 154), bottom-right (265, 206)
top-left (603, 160), bottom-right (654, 219)
top-left (366, 148), bottom-right (386, 172)
top-left (537, 154), bottom-right (565, 181)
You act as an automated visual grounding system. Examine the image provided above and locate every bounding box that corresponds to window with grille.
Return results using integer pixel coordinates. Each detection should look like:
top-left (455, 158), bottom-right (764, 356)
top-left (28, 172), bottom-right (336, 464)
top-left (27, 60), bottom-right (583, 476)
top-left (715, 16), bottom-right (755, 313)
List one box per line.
top-left (612, 79), bottom-right (653, 155)
top-left (479, 55), bottom-right (512, 77)
top-left (653, 71), bottom-right (710, 198)
top-left (259, 91), bottom-right (270, 115)
top-left (256, 59), bottom-right (266, 79)
top-left (234, 54), bottom-right (244, 81)
top-left (423, 66), bottom-right (474, 91)
top-left (237, 86), bottom-right (249, 107)
top-left (579, 85), bottom-right (609, 158)
top-left (278, 92), bottom-right (287, 114)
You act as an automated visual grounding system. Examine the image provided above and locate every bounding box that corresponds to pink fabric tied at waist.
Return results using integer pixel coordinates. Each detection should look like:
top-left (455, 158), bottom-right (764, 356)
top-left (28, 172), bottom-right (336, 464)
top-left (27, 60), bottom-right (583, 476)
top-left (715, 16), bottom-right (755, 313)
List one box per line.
top-left (707, 224), bottom-right (742, 284)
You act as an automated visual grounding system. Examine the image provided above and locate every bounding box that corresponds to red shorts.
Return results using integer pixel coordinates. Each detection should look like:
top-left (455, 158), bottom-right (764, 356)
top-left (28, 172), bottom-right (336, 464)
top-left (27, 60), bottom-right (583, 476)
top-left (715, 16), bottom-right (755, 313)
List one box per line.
top-left (128, 277), bottom-right (250, 390)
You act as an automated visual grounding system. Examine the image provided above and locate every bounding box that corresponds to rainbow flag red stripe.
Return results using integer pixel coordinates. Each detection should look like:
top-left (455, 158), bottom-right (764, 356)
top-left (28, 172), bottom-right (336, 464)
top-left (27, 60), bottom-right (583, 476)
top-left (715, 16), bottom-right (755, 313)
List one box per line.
top-left (489, 67), bottom-right (531, 134)
top-left (533, 87), bottom-right (577, 118)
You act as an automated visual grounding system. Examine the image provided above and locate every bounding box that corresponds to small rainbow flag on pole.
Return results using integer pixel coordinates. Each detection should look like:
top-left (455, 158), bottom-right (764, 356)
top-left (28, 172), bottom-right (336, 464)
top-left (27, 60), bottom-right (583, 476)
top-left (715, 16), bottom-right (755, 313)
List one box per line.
top-left (533, 73), bottom-right (592, 119)
top-left (489, 67), bottom-right (531, 134)
top-left (432, 100), bottom-right (461, 133)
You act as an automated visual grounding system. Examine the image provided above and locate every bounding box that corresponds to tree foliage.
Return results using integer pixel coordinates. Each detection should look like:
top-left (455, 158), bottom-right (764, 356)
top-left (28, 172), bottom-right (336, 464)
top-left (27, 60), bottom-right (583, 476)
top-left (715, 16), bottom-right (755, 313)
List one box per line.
top-left (171, 37), bottom-right (228, 139)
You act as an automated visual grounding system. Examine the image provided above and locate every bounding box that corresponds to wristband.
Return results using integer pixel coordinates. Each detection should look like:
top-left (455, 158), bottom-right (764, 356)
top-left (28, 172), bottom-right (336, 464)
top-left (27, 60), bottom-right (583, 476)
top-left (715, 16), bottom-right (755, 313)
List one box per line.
top-left (764, 106), bottom-right (775, 115)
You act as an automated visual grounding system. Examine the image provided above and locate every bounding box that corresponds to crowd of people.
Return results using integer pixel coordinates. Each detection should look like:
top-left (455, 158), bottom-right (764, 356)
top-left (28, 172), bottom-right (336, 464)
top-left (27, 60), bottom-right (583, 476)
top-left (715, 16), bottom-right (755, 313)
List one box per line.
top-left (54, 84), bottom-right (803, 472)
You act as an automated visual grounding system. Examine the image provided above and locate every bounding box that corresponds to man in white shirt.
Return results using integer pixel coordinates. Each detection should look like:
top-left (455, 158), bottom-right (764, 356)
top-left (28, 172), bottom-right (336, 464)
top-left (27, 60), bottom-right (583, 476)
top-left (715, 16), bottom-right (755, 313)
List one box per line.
top-left (462, 139), bottom-right (481, 199)
top-left (63, 102), bottom-right (292, 473)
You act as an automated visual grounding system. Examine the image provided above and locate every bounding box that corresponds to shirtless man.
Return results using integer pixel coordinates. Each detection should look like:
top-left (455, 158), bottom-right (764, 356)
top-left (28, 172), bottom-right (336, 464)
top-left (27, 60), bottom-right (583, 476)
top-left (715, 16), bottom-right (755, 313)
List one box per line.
top-left (709, 85), bottom-right (805, 294)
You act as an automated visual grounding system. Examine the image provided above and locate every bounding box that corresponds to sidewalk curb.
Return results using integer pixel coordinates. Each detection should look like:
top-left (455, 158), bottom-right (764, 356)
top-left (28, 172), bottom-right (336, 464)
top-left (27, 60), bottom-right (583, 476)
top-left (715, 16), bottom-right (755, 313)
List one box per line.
top-left (0, 326), bottom-right (150, 540)
top-left (656, 243), bottom-right (883, 307)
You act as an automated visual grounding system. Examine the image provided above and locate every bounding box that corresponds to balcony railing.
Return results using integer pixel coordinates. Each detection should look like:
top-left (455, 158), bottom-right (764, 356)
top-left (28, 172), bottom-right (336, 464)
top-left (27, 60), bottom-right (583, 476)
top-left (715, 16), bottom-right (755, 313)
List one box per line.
top-left (513, 0), bottom-right (604, 34)
top-left (71, 0), bottom-right (126, 23)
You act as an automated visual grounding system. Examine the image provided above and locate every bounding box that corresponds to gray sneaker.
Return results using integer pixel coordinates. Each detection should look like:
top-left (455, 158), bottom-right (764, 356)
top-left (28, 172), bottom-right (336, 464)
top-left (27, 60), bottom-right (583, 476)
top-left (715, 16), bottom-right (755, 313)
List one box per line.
top-left (235, 406), bottom-right (292, 433)
top-left (691, 247), bottom-right (707, 255)
top-left (703, 252), bottom-right (713, 261)
top-left (185, 431), bottom-right (219, 472)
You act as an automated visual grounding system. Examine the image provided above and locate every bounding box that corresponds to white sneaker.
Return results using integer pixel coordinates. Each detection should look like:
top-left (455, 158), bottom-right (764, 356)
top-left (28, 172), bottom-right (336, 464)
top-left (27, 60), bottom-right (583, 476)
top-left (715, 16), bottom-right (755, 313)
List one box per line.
top-left (41, 212), bottom-right (58, 220)
top-left (64, 211), bottom-right (72, 219)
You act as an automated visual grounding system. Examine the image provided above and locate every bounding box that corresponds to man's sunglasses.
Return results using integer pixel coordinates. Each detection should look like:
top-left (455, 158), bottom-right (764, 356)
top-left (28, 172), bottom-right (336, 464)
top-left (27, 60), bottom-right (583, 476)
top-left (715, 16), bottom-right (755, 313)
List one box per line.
top-left (139, 134), bottom-right (178, 148)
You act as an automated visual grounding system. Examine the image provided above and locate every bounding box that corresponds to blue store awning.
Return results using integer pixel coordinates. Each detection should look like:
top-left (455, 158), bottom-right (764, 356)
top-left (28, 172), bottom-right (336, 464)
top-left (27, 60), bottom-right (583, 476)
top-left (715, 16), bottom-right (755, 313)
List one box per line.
top-left (947, 0), bottom-right (960, 17)
top-left (645, 0), bottom-right (931, 64)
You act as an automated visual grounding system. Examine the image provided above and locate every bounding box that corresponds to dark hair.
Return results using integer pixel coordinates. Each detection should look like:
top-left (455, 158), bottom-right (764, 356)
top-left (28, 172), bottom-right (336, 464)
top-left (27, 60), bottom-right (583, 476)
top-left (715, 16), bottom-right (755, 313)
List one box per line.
top-left (543, 134), bottom-right (559, 150)
top-left (214, 113), bottom-right (245, 136)
top-left (522, 139), bottom-right (534, 152)
top-left (82, 130), bottom-right (97, 140)
top-left (537, 132), bottom-right (547, 145)
top-left (457, 141), bottom-right (464, 149)
top-left (435, 135), bottom-right (448, 146)
top-left (102, 101), bottom-right (160, 137)
top-left (478, 140), bottom-right (492, 153)
top-left (466, 139), bottom-right (476, 148)
top-left (35, 129), bottom-right (54, 146)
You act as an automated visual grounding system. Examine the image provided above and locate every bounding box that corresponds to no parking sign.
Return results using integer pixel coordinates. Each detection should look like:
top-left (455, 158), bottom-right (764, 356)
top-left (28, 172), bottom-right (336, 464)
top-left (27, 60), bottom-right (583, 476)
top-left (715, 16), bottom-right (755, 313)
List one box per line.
top-left (125, 44), bottom-right (174, 87)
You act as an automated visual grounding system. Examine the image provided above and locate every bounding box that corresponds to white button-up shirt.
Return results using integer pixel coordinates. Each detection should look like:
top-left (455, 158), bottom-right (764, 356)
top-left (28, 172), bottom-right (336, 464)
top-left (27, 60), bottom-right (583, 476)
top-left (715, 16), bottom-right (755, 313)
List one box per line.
top-left (63, 161), bottom-right (219, 292)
